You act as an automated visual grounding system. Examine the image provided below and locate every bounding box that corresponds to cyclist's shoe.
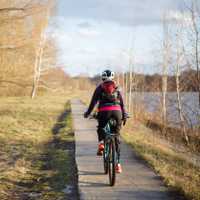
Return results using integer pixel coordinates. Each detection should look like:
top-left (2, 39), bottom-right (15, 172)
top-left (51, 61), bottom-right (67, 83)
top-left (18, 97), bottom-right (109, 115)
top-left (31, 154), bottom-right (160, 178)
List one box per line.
top-left (97, 143), bottom-right (104, 156)
top-left (115, 163), bottom-right (122, 173)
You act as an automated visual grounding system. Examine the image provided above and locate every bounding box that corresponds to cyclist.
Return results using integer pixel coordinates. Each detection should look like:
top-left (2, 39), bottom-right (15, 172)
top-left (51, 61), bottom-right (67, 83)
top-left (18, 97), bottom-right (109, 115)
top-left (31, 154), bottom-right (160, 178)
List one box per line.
top-left (84, 69), bottom-right (128, 173)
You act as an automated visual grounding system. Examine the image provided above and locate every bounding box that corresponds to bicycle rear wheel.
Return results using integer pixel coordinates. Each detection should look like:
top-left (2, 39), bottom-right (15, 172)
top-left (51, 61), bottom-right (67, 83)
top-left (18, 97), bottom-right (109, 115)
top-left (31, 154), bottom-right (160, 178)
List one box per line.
top-left (108, 139), bottom-right (116, 186)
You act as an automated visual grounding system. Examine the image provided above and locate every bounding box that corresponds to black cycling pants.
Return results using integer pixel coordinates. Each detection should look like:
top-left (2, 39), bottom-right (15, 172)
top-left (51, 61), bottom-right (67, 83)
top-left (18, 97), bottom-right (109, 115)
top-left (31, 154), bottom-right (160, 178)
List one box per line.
top-left (97, 110), bottom-right (122, 142)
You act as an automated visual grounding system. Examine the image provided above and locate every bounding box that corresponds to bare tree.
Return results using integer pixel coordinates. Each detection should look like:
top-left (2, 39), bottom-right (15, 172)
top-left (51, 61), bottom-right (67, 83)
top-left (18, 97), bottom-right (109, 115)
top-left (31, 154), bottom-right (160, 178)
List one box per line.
top-left (161, 14), bottom-right (171, 134)
top-left (122, 72), bottom-right (126, 99)
top-left (190, 1), bottom-right (200, 107)
top-left (116, 72), bottom-right (120, 85)
top-left (174, 26), bottom-right (190, 144)
top-left (127, 47), bottom-right (135, 114)
top-left (184, 0), bottom-right (200, 106)
top-left (31, 31), bottom-right (47, 98)
top-left (31, 0), bottom-right (56, 98)
top-left (125, 71), bottom-right (129, 106)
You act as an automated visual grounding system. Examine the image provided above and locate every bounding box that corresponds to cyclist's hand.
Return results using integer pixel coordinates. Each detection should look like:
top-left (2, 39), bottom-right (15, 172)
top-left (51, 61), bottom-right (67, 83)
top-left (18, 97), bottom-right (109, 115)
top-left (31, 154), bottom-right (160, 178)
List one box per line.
top-left (84, 111), bottom-right (89, 118)
top-left (122, 112), bottom-right (129, 125)
top-left (123, 112), bottom-right (129, 119)
top-left (92, 112), bottom-right (98, 119)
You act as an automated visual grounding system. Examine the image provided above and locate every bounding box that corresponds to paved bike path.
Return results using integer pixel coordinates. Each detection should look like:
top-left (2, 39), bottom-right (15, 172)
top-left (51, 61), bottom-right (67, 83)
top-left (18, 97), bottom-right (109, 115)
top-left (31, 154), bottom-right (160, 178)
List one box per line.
top-left (71, 99), bottom-right (177, 200)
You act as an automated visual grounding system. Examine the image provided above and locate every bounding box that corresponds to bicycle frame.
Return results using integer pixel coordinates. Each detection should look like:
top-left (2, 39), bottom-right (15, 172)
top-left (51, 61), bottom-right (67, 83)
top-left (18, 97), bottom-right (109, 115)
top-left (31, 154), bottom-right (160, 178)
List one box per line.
top-left (103, 119), bottom-right (120, 163)
top-left (89, 115), bottom-right (120, 186)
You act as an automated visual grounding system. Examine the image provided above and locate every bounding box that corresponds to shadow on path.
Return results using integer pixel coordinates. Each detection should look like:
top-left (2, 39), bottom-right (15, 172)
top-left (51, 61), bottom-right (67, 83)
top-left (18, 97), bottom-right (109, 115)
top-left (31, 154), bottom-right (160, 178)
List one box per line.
top-left (52, 109), bottom-right (70, 135)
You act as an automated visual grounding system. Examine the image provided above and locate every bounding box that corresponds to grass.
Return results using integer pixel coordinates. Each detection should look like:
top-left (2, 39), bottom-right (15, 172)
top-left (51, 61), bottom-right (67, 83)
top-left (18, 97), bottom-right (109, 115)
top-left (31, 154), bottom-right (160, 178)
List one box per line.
top-left (122, 120), bottom-right (200, 200)
top-left (0, 95), bottom-right (78, 200)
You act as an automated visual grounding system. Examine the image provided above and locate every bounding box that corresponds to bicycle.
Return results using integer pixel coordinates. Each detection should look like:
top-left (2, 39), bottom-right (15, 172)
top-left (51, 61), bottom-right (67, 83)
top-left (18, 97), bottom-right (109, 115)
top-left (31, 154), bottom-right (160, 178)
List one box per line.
top-left (103, 118), bottom-right (120, 186)
top-left (89, 112), bottom-right (127, 186)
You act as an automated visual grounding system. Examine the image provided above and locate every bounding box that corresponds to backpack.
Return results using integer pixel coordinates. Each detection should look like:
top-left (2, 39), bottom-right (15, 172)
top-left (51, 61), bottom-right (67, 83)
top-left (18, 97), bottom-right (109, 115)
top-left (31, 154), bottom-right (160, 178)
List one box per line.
top-left (100, 81), bottom-right (120, 103)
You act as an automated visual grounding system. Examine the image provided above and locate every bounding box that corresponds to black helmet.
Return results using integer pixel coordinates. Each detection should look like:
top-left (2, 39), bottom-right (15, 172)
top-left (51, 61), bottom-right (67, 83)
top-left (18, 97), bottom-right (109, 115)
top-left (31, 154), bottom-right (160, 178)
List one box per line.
top-left (101, 70), bottom-right (115, 81)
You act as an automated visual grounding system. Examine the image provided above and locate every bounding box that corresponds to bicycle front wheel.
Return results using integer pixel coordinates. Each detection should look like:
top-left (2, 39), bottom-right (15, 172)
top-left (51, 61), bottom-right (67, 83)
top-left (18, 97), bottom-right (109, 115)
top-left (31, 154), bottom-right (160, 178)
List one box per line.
top-left (108, 139), bottom-right (116, 186)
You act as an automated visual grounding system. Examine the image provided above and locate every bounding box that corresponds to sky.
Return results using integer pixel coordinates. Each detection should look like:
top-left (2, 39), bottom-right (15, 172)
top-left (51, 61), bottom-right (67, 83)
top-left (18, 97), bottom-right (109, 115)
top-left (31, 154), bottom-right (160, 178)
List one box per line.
top-left (49, 0), bottom-right (190, 77)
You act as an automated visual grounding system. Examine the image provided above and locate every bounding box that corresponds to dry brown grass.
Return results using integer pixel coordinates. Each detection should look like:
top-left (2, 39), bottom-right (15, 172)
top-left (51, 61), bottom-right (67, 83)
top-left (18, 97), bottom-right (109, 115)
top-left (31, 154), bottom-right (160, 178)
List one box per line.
top-left (0, 94), bottom-right (78, 200)
top-left (122, 120), bottom-right (200, 200)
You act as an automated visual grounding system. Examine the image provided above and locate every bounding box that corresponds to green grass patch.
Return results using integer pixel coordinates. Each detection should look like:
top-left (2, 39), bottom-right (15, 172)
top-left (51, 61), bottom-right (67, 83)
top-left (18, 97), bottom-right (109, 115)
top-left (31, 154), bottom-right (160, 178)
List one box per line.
top-left (122, 124), bottom-right (200, 200)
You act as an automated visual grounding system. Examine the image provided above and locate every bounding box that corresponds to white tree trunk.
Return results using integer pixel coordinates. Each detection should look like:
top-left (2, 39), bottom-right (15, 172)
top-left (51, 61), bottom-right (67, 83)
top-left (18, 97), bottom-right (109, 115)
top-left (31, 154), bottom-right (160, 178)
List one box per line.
top-left (31, 32), bottom-right (46, 99)
top-left (175, 29), bottom-right (189, 144)
top-left (162, 15), bottom-right (170, 134)
top-left (122, 72), bottom-right (125, 98)
top-left (162, 72), bottom-right (167, 130)
top-left (125, 72), bottom-right (129, 106)
top-left (116, 73), bottom-right (120, 85)
top-left (31, 6), bottom-right (51, 99)
top-left (128, 50), bottom-right (133, 113)
top-left (175, 66), bottom-right (189, 144)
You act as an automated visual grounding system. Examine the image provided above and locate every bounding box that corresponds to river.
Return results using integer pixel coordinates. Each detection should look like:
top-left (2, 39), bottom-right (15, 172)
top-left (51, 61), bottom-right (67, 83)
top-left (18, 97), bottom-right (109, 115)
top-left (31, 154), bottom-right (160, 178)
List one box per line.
top-left (132, 92), bottom-right (200, 127)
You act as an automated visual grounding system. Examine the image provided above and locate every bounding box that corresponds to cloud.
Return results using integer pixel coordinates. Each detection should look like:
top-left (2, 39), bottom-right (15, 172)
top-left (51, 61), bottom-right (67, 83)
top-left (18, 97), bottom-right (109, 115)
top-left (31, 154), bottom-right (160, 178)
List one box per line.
top-left (76, 21), bottom-right (101, 37)
top-left (50, 15), bottom-right (160, 75)
top-left (58, 0), bottom-right (185, 26)
top-left (75, 48), bottom-right (96, 55)
top-left (77, 22), bottom-right (93, 28)
top-left (78, 28), bottom-right (100, 37)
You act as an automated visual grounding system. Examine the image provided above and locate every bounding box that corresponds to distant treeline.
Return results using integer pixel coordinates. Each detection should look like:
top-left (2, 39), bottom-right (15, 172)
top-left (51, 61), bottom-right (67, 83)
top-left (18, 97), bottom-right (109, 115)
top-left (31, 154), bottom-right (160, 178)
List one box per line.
top-left (91, 69), bottom-right (198, 92)
top-left (136, 69), bottom-right (198, 92)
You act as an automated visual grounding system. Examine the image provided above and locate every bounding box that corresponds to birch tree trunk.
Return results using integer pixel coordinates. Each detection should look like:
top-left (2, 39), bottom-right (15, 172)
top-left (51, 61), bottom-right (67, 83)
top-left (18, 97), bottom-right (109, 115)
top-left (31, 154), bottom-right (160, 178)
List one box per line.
top-left (162, 15), bottom-right (170, 134)
top-left (31, 3), bottom-right (52, 98)
top-left (128, 51), bottom-right (133, 113)
top-left (125, 72), bottom-right (129, 106)
top-left (175, 30), bottom-right (189, 144)
top-left (162, 69), bottom-right (167, 134)
top-left (122, 72), bottom-right (125, 98)
top-left (116, 72), bottom-right (120, 85)
top-left (31, 31), bottom-right (46, 98)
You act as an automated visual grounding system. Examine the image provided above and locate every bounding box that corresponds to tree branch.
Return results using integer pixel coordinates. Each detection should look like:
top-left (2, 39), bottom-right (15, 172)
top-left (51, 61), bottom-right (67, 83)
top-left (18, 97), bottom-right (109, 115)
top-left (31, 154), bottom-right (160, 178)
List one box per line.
top-left (0, 7), bottom-right (25, 12)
